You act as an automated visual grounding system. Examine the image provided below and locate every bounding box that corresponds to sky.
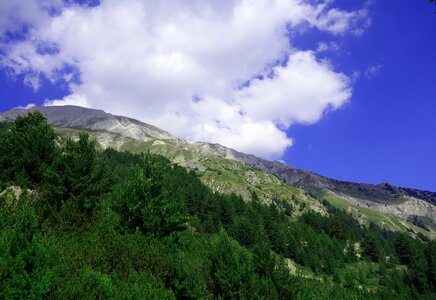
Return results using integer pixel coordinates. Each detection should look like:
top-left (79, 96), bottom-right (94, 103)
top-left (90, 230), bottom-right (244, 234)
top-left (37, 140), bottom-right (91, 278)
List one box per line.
top-left (0, 0), bottom-right (435, 191)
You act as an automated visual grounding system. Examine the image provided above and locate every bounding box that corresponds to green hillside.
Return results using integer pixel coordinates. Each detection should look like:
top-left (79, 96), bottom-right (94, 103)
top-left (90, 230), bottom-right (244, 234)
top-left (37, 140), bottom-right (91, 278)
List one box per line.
top-left (54, 127), bottom-right (325, 216)
top-left (54, 127), bottom-right (433, 239)
top-left (1, 112), bottom-right (435, 299)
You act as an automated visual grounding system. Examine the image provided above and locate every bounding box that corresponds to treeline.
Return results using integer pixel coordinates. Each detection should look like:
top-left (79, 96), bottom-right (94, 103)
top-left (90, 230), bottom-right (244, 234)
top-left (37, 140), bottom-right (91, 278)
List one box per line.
top-left (0, 112), bottom-right (435, 299)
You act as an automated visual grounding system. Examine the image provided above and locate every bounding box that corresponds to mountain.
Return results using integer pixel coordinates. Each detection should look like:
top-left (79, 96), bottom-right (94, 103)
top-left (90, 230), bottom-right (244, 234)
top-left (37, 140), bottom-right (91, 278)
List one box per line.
top-left (3, 109), bottom-right (436, 298)
top-left (1, 105), bottom-right (435, 236)
top-left (0, 105), bottom-right (177, 141)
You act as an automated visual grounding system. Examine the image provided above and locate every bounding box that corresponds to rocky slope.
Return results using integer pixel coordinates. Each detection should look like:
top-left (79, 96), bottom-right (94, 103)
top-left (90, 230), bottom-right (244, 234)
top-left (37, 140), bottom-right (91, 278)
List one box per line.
top-left (1, 105), bottom-right (435, 235)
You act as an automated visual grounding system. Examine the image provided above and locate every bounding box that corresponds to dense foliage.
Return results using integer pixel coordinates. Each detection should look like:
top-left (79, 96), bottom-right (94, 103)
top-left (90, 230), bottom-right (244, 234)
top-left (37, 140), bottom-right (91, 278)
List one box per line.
top-left (0, 112), bottom-right (435, 299)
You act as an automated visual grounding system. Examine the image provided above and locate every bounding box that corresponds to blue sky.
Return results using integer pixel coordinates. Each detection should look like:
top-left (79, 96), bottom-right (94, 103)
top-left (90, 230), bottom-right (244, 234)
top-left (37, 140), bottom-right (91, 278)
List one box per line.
top-left (285, 1), bottom-right (436, 191)
top-left (0, 0), bottom-right (435, 191)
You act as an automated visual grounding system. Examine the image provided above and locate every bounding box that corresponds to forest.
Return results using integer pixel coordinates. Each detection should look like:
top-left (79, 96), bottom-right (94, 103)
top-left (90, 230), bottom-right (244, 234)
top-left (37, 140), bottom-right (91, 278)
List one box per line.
top-left (0, 112), bottom-right (435, 299)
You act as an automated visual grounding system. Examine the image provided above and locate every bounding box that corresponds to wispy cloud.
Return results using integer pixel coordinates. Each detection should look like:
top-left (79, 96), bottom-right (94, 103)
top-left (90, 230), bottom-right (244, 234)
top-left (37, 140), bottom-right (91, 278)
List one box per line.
top-left (365, 64), bottom-right (383, 79)
top-left (317, 41), bottom-right (341, 52)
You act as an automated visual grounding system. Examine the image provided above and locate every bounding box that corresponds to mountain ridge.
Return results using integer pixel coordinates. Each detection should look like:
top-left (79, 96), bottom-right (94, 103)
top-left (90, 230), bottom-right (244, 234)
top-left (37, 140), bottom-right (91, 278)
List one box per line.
top-left (1, 105), bottom-right (435, 233)
top-left (1, 105), bottom-right (435, 202)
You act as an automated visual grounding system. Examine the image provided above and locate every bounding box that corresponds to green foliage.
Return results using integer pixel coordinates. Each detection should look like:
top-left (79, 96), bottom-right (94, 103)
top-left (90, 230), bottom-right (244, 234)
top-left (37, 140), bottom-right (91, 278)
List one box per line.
top-left (0, 203), bottom-right (56, 299)
top-left (115, 152), bottom-right (189, 238)
top-left (426, 240), bottom-right (436, 291)
top-left (395, 233), bottom-right (417, 265)
top-left (362, 232), bottom-right (384, 262)
top-left (40, 133), bottom-right (109, 224)
top-left (51, 267), bottom-right (175, 300)
top-left (0, 112), bottom-right (55, 188)
top-left (210, 230), bottom-right (260, 299)
top-left (0, 113), bottom-right (435, 298)
top-left (165, 232), bottom-right (212, 299)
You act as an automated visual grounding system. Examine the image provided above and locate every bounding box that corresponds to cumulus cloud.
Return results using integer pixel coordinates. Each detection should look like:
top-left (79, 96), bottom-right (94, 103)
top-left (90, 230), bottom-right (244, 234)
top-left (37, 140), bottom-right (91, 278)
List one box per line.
top-left (0, 0), bottom-right (371, 159)
top-left (235, 51), bottom-right (351, 127)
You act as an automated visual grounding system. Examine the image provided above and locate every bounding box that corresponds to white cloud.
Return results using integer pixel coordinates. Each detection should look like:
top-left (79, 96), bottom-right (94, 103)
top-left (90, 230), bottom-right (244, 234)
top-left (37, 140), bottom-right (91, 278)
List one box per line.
top-left (0, 0), bottom-right (371, 159)
top-left (0, 0), bottom-right (63, 36)
top-left (15, 103), bottom-right (36, 109)
top-left (44, 94), bottom-right (89, 107)
top-left (145, 96), bottom-right (293, 158)
top-left (304, 0), bottom-right (371, 36)
top-left (234, 51), bottom-right (351, 127)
